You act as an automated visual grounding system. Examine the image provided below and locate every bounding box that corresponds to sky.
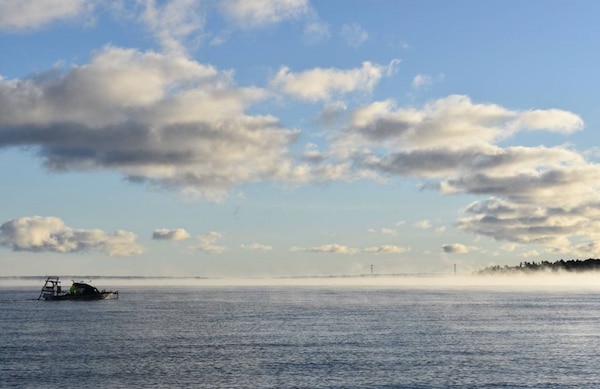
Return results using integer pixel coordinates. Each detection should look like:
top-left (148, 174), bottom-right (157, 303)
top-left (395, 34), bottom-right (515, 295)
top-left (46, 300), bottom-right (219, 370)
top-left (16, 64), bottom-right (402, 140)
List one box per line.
top-left (1, 0), bottom-right (600, 278)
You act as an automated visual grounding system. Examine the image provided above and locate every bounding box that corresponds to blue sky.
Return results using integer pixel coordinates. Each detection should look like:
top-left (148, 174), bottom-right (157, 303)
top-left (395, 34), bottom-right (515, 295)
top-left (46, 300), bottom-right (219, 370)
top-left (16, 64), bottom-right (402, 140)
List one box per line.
top-left (1, 0), bottom-right (600, 277)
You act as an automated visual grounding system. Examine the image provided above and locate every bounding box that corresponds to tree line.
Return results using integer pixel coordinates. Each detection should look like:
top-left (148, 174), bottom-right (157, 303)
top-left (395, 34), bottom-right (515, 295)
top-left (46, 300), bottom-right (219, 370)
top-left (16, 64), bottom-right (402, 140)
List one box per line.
top-left (476, 258), bottom-right (600, 275)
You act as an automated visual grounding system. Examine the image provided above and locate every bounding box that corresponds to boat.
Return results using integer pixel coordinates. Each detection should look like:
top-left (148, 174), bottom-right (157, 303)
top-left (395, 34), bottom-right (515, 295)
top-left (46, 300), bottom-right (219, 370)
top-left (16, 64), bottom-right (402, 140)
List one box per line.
top-left (38, 276), bottom-right (118, 301)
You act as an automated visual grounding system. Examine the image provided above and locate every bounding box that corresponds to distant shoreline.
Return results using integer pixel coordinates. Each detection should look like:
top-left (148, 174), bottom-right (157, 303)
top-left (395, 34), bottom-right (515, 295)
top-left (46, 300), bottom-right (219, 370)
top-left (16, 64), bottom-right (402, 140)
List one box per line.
top-left (476, 258), bottom-right (600, 275)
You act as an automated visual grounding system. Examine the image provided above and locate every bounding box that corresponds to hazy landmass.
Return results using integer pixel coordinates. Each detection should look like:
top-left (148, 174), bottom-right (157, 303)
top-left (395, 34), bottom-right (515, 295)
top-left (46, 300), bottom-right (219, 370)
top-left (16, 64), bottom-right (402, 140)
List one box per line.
top-left (476, 258), bottom-right (600, 275)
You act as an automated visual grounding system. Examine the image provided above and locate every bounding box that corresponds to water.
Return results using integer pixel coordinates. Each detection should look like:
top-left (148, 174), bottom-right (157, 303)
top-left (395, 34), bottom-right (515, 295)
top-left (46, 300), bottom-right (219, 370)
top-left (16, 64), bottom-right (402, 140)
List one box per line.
top-left (2, 283), bottom-right (600, 388)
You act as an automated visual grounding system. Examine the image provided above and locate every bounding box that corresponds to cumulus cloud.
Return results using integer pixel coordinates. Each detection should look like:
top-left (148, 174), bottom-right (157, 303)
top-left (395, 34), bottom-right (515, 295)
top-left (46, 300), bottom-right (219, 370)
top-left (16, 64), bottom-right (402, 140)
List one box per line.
top-left (191, 231), bottom-right (227, 254)
top-left (0, 46), bottom-right (303, 200)
top-left (270, 60), bottom-right (398, 102)
top-left (364, 245), bottom-right (411, 254)
top-left (441, 243), bottom-right (474, 254)
top-left (335, 95), bottom-right (583, 157)
top-left (0, 216), bottom-right (143, 256)
top-left (457, 197), bottom-right (600, 249)
top-left (449, 158), bottom-right (600, 253)
top-left (512, 109), bottom-right (584, 134)
top-left (152, 228), bottom-right (190, 241)
top-left (241, 243), bottom-right (272, 251)
top-left (340, 23), bottom-right (368, 48)
top-left (290, 244), bottom-right (359, 254)
top-left (219, 0), bottom-right (308, 29)
top-left (0, 0), bottom-right (91, 32)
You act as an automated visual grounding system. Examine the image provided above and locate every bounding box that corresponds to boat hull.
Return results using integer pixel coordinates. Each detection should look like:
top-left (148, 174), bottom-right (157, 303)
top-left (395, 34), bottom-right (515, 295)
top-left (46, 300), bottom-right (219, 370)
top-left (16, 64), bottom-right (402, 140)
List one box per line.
top-left (41, 292), bottom-right (118, 301)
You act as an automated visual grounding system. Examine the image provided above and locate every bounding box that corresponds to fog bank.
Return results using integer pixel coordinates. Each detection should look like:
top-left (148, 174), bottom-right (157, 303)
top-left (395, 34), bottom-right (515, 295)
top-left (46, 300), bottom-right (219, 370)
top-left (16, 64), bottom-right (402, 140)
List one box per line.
top-left (3, 273), bottom-right (600, 290)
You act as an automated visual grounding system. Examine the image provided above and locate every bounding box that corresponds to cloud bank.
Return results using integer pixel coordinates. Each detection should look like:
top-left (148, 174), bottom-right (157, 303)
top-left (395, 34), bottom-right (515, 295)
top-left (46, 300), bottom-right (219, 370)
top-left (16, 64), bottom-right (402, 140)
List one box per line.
top-left (0, 216), bottom-right (143, 256)
top-left (322, 94), bottom-right (598, 255)
top-left (291, 244), bottom-right (411, 255)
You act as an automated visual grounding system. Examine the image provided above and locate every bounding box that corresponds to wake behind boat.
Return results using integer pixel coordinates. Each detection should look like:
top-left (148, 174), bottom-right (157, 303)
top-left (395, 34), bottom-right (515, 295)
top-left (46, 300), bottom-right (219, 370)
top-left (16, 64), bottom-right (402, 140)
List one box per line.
top-left (38, 276), bottom-right (118, 301)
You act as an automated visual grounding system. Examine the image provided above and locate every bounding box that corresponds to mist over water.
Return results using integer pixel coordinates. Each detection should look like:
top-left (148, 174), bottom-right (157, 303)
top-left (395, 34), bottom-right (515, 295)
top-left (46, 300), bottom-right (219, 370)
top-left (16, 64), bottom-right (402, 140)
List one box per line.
top-left (4, 272), bottom-right (600, 290)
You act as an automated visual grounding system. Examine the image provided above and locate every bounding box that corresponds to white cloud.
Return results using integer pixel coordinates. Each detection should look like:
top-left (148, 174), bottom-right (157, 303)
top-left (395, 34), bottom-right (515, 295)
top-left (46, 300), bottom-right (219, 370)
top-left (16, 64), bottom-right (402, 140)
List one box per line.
top-left (367, 228), bottom-right (397, 235)
top-left (241, 243), bottom-right (272, 251)
top-left (501, 243), bottom-right (519, 252)
top-left (411, 73), bottom-right (443, 90)
top-left (317, 102), bottom-right (348, 126)
top-left (522, 250), bottom-right (540, 258)
top-left (340, 23), bottom-right (368, 48)
top-left (139, 0), bottom-right (206, 55)
top-left (512, 109), bottom-right (584, 134)
top-left (583, 147), bottom-right (600, 160)
top-left (364, 245), bottom-right (411, 254)
top-left (191, 231), bottom-right (227, 254)
top-left (219, 0), bottom-right (308, 29)
top-left (0, 216), bottom-right (143, 256)
top-left (152, 228), bottom-right (190, 241)
top-left (414, 220), bottom-right (431, 229)
top-left (336, 95), bottom-right (583, 157)
top-left (441, 243), bottom-right (474, 254)
top-left (0, 46), bottom-right (301, 200)
top-left (302, 143), bottom-right (326, 163)
top-left (0, 0), bottom-right (91, 32)
top-left (270, 60), bottom-right (398, 102)
top-left (22, 0), bottom-right (314, 51)
top-left (412, 74), bottom-right (432, 89)
top-left (303, 19), bottom-right (330, 43)
top-left (290, 244), bottom-right (359, 254)
top-left (458, 196), bottom-right (600, 250)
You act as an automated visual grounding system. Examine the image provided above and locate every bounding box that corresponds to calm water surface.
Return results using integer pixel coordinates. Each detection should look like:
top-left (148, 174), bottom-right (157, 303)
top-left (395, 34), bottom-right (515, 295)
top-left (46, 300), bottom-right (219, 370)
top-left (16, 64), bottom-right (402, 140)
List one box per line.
top-left (2, 284), bottom-right (600, 388)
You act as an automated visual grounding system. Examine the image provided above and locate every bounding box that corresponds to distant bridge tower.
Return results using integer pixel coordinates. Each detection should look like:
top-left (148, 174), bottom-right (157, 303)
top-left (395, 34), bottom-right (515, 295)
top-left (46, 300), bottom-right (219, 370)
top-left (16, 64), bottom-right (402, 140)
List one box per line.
top-left (370, 264), bottom-right (374, 275)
